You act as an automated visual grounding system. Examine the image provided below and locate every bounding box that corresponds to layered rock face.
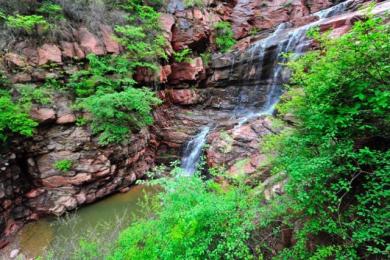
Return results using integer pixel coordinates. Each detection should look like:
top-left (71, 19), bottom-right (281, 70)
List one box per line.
top-left (1, 0), bottom-right (387, 247)
top-left (0, 101), bottom-right (157, 245)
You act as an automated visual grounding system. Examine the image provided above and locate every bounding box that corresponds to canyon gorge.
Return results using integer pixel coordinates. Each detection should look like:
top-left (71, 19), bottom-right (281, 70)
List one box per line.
top-left (0, 0), bottom-right (389, 258)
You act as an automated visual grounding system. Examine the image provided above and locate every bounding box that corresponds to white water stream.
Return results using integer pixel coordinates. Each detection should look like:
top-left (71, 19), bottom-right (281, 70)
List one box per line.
top-left (180, 0), bottom-right (357, 174)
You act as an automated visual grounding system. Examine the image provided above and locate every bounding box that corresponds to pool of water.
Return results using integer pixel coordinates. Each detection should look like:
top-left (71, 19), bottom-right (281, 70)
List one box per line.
top-left (17, 184), bottom-right (158, 258)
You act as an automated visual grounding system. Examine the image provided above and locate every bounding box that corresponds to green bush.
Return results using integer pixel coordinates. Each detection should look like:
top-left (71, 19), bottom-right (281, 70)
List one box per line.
top-left (214, 21), bottom-right (236, 53)
top-left (265, 16), bottom-right (390, 258)
top-left (37, 2), bottom-right (64, 21)
top-left (183, 0), bottom-right (205, 8)
top-left (115, 1), bottom-right (167, 63)
top-left (53, 159), bottom-right (73, 172)
top-left (109, 171), bottom-right (257, 260)
top-left (15, 84), bottom-right (53, 109)
top-left (68, 54), bottom-right (161, 145)
top-left (6, 14), bottom-right (49, 33)
top-left (67, 0), bottom-right (166, 145)
top-left (0, 90), bottom-right (38, 142)
top-left (78, 87), bottom-right (161, 145)
top-left (173, 48), bottom-right (192, 63)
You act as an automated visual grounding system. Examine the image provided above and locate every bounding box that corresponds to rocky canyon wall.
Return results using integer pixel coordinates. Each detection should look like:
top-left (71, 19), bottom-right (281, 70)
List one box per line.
top-left (1, 0), bottom-right (387, 247)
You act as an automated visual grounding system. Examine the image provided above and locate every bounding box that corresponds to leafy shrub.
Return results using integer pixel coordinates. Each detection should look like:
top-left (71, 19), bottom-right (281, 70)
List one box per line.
top-left (77, 87), bottom-right (161, 145)
top-left (200, 51), bottom-right (211, 66)
top-left (37, 2), bottom-right (64, 21)
top-left (69, 54), bottom-right (161, 145)
top-left (53, 159), bottom-right (73, 172)
top-left (214, 21), bottom-right (236, 53)
top-left (115, 1), bottom-right (167, 63)
top-left (67, 0), bottom-right (166, 145)
top-left (109, 171), bottom-right (257, 259)
top-left (0, 90), bottom-right (38, 142)
top-left (6, 14), bottom-right (49, 33)
top-left (183, 0), bottom-right (205, 8)
top-left (15, 84), bottom-right (53, 109)
top-left (173, 48), bottom-right (192, 63)
top-left (264, 16), bottom-right (390, 258)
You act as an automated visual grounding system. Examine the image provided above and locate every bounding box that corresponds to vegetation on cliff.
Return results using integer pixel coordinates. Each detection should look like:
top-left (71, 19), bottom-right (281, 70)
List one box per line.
top-left (75, 16), bottom-right (388, 259)
top-left (267, 15), bottom-right (389, 258)
top-left (214, 21), bottom-right (236, 53)
top-left (0, 0), bottom-right (165, 145)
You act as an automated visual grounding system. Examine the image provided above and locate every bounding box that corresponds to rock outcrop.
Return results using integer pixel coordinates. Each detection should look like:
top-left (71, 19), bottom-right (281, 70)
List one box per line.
top-left (1, 0), bottom-right (388, 248)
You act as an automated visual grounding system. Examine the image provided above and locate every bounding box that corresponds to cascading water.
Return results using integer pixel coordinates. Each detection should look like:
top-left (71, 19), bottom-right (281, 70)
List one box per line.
top-left (181, 126), bottom-right (210, 174)
top-left (314, 0), bottom-right (354, 19)
top-left (180, 0), bottom-right (358, 171)
top-left (234, 0), bottom-right (356, 128)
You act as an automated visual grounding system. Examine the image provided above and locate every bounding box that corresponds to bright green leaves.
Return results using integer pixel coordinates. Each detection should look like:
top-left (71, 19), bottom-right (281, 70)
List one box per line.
top-left (68, 54), bottom-right (161, 145)
top-left (0, 90), bottom-right (38, 142)
top-left (115, 0), bottom-right (167, 63)
top-left (66, 0), bottom-right (166, 145)
top-left (6, 14), bottom-right (49, 33)
top-left (110, 173), bottom-right (256, 260)
top-left (78, 88), bottom-right (161, 145)
top-left (173, 48), bottom-right (192, 63)
top-left (214, 21), bottom-right (236, 53)
top-left (53, 159), bottom-right (73, 172)
top-left (267, 17), bottom-right (390, 257)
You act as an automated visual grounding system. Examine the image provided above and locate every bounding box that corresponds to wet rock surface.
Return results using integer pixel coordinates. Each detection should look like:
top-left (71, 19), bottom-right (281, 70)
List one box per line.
top-left (1, 0), bottom-right (388, 247)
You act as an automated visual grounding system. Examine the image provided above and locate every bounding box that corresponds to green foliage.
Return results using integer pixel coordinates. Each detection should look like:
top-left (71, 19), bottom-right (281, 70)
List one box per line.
top-left (37, 2), bottom-right (64, 21)
top-left (200, 51), bottom-right (211, 66)
top-left (183, 0), bottom-right (205, 8)
top-left (69, 54), bottom-right (161, 144)
top-left (75, 240), bottom-right (99, 260)
top-left (173, 48), bottom-right (192, 63)
top-left (249, 27), bottom-right (261, 36)
top-left (63, 1), bottom-right (165, 145)
top-left (214, 21), bottom-right (236, 53)
top-left (15, 84), bottom-right (53, 109)
top-left (0, 90), bottom-right (38, 142)
top-left (53, 159), bottom-right (73, 172)
top-left (115, 0), bottom-right (167, 63)
top-left (109, 170), bottom-right (257, 260)
top-left (6, 14), bottom-right (49, 33)
top-left (77, 87), bottom-right (161, 145)
top-left (265, 17), bottom-right (390, 258)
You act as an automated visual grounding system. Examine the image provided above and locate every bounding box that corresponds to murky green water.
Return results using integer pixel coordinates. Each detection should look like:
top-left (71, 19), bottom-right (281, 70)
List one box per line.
top-left (17, 185), bottom-right (158, 258)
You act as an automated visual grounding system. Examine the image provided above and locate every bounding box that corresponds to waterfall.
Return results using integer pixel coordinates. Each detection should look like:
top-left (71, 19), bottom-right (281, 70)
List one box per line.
top-left (234, 21), bottom-right (310, 128)
top-left (314, 0), bottom-right (354, 19)
top-left (180, 0), bottom-right (358, 170)
top-left (233, 0), bottom-right (355, 128)
top-left (181, 126), bottom-right (210, 175)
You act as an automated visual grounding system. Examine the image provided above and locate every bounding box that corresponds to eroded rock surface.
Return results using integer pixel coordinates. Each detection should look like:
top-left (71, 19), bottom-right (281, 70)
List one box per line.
top-left (1, 0), bottom-right (387, 248)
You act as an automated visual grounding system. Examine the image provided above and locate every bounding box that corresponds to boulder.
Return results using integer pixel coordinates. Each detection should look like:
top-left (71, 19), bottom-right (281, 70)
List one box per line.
top-left (38, 44), bottom-right (62, 65)
top-left (171, 8), bottom-right (216, 51)
top-left (30, 108), bottom-right (56, 123)
top-left (56, 114), bottom-right (76, 124)
top-left (11, 73), bottom-right (32, 83)
top-left (4, 53), bottom-right (27, 68)
top-left (169, 57), bottom-right (205, 84)
top-left (206, 117), bottom-right (275, 176)
top-left (41, 173), bottom-right (92, 188)
top-left (165, 89), bottom-right (202, 105)
top-left (160, 65), bottom-right (172, 83)
top-left (100, 25), bottom-right (121, 54)
top-left (160, 13), bottom-right (175, 42)
top-left (21, 47), bottom-right (39, 65)
top-left (60, 41), bottom-right (75, 58)
top-left (77, 27), bottom-right (105, 55)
